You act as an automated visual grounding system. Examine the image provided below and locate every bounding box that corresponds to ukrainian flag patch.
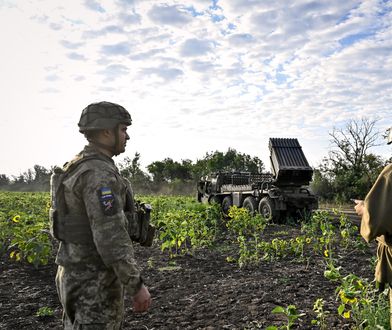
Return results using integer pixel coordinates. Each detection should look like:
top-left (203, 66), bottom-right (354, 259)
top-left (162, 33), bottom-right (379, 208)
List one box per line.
top-left (101, 187), bottom-right (112, 196)
top-left (98, 187), bottom-right (117, 216)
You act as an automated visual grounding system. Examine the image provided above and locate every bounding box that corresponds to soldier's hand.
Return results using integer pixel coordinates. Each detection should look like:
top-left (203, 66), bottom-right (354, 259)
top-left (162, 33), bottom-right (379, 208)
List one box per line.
top-left (353, 199), bottom-right (364, 216)
top-left (132, 284), bottom-right (151, 313)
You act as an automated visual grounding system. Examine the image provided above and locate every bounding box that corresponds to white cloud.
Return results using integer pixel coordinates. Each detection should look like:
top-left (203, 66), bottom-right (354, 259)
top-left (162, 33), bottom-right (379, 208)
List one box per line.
top-left (180, 38), bottom-right (214, 57)
top-left (84, 0), bottom-right (106, 13)
top-left (97, 64), bottom-right (130, 81)
top-left (147, 4), bottom-right (193, 26)
top-left (67, 52), bottom-right (87, 60)
top-left (60, 39), bottom-right (85, 49)
top-left (0, 0), bottom-right (391, 176)
top-left (83, 25), bottom-right (125, 38)
top-left (139, 65), bottom-right (183, 82)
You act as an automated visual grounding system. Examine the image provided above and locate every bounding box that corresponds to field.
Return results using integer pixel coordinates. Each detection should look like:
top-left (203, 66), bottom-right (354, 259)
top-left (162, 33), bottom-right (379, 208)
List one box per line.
top-left (0, 192), bottom-right (389, 330)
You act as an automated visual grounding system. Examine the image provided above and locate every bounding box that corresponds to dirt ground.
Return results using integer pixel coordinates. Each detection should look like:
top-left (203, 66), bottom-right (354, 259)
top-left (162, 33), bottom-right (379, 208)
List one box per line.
top-left (0, 222), bottom-right (377, 330)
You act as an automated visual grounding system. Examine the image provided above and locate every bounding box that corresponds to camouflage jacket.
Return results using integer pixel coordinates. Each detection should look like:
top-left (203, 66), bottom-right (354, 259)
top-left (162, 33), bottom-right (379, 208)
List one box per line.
top-left (360, 164), bottom-right (392, 243)
top-left (54, 144), bottom-right (143, 295)
top-left (360, 164), bottom-right (392, 284)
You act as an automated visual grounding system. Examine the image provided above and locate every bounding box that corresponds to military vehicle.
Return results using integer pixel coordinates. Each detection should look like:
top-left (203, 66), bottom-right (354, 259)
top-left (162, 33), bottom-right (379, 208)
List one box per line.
top-left (196, 138), bottom-right (318, 221)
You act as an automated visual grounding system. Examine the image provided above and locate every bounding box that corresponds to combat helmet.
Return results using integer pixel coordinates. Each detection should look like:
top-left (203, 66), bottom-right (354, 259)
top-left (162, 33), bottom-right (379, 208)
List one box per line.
top-left (78, 101), bottom-right (132, 133)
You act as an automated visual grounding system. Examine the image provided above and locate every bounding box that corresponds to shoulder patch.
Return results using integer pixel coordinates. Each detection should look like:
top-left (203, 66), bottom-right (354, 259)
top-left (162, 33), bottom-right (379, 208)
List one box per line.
top-left (98, 187), bottom-right (117, 216)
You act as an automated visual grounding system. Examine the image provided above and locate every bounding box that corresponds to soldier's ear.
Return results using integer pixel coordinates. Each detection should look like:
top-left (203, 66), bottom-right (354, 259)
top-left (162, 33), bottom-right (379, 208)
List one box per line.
top-left (101, 129), bottom-right (114, 139)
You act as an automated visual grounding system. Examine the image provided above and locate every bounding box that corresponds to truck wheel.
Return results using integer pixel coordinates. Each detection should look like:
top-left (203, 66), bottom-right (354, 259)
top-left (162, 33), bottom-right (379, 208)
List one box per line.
top-left (209, 196), bottom-right (221, 205)
top-left (242, 196), bottom-right (257, 215)
top-left (221, 196), bottom-right (233, 217)
top-left (258, 197), bottom-right (279, 221)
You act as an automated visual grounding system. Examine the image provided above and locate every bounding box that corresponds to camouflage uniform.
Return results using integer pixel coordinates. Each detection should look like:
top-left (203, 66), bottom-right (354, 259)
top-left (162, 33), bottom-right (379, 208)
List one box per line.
top-left (360, 163), bottom-right (392, 327)
top-left (54, 144), bottom-right (143, 330)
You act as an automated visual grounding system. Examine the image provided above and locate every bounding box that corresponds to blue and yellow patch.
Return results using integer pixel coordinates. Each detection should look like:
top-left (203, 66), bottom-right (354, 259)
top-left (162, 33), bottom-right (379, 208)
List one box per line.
top-left (98, 187), bottom-right (117, 216)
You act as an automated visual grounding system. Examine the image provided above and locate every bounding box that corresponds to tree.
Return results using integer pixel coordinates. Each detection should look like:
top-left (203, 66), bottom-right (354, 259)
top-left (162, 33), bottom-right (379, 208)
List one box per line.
top-left (119, 152), bottom-right (144, 178)
top-left (166, 159), bottom-right (193, 182)
top-left (118, 153), bottom-right (151, 192)
top-left (147, 158), bottom-right (193, 183)
top-left (146, 160), bottom-right (167, 183)
top-left (193, 148), bottom-right (265, 178)
top-left (328, 118), bottom-right (380, 173)
top-left (0, 174), bottom-right (10, 186)
top-left (316, 118), bottom-right (384, 201)
top-left (310, 169), bottom-right (334, 201)
top-left (23, 168), bottom-right (35, 184)
top-left (33, 165), bottom-right (50, 183)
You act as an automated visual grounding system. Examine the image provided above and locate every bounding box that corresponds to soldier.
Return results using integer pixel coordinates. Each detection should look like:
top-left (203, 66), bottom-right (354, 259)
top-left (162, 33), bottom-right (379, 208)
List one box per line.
top-left (50, 101), bottom-right (151, 329)
top-left (354, 127), bottom-right (392, 327)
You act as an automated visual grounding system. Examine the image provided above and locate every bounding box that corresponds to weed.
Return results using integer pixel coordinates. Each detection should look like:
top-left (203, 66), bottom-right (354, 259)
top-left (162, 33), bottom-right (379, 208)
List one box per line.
top-left (266, 304), bottom-right (305, 330)
top-left (36, 306), bottom-right (54, 317)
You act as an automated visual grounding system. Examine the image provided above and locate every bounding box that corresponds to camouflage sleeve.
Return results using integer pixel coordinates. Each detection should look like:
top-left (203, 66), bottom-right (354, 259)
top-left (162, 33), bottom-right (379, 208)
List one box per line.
top-left (361, 164), bottom-right (392, 242)
top-left (80, 168), bottom-right (143, 293)
top-left (111, 260), bottom-right (143, 296)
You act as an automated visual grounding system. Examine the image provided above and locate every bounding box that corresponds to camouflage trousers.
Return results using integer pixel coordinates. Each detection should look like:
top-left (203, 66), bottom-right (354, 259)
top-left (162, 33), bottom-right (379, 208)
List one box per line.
top-left (56, 265), bottom-right (125, 330)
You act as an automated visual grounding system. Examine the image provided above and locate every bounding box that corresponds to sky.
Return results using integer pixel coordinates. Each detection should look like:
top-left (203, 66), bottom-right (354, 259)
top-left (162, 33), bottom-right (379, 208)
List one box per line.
top-left (0, 0), bottom-right (391, 177)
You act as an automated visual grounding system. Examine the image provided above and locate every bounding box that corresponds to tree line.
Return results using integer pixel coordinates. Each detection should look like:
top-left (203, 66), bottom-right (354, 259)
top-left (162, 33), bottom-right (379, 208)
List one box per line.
top-left (0, 149), bottom-right (263, 195)
top-left (1, 118), bottom-right (390, 202)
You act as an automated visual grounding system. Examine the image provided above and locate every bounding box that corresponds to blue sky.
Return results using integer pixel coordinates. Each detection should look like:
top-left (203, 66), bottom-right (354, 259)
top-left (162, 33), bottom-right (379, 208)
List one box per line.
top-left (0, 0), bottom-right (391, 176)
